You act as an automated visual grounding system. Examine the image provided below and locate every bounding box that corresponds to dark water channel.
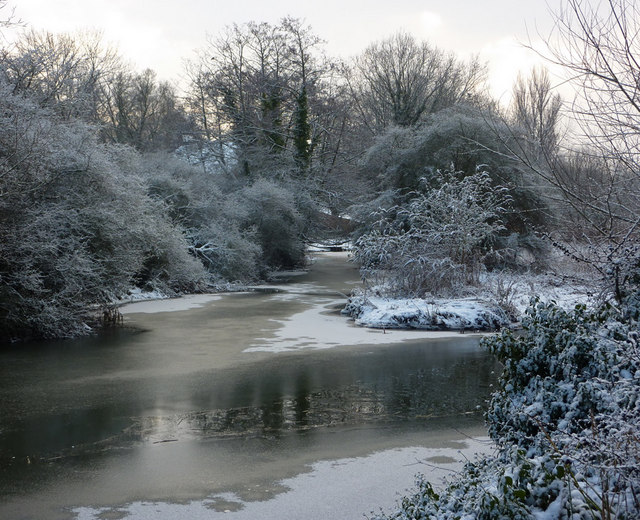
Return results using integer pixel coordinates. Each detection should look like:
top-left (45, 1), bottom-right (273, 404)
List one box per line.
top-left (0, 253), bottom-right (499, 519)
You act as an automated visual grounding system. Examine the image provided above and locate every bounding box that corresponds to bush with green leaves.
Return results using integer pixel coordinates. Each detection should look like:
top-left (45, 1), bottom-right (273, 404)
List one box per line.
top-left (375, 296), bottom-right (640, 520)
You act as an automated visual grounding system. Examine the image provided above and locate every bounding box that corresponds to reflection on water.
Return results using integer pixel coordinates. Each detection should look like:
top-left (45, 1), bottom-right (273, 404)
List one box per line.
top-left (0, 339), bottom-right (495, 457)
top-left (0, 253), bottom-right (499, 518)
top-left (128, 344), bottom-right (494, 443)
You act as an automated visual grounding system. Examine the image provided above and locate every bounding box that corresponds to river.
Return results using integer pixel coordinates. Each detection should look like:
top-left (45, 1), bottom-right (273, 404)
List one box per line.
top-left (0, 252), bottom-right (499, 520)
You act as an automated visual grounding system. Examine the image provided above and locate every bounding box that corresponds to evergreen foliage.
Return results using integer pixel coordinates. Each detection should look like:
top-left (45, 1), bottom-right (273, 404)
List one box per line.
top-left (375, 296), bottom-right (640, 519)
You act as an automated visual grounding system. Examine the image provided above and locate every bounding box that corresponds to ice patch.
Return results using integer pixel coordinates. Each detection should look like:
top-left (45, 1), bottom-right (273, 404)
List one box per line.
top-left (120, 294), bottom-right (222, 314)
top-left (245, 297), bottom-right (484, 353)
top-left (72, 437), bottom-right (493, 520)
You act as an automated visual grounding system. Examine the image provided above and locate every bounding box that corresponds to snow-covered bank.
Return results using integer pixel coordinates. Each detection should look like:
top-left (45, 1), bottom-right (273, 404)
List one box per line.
top-left (120, 293), bottom-right (222, 314)
top-left (343, 294), bottom-right (511, 331)
top-left (487, 271), bottom-right (597, 315)
top-left (342, 271), bottom-right (595, 332)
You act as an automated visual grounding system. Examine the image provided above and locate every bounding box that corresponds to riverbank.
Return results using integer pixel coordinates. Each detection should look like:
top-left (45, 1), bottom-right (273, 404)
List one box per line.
top-left (341, 268), bottom-right (596, 332)
top-left (342, 293), bottom-right (511, 331)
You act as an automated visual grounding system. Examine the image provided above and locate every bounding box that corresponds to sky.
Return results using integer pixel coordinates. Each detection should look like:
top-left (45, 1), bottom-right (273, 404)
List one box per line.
top-left (6, 0), bottom-right (564, 101)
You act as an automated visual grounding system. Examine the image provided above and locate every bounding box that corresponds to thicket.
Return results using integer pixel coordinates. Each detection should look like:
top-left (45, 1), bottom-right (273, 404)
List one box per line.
top-left (348, 102), bottom-right (553, 297)
top-left (0, 23), bottom-right (317, 342)
top-left (372, 1), bottom-right (640, 519)
top-left (346, 48), bottom-right (559, 299)
top-left (353, 170), bottom-right (510, 297)
top-left (0, 79), bottom-right (207, 340)
top-left (0, 71), bottom-right (312, 341)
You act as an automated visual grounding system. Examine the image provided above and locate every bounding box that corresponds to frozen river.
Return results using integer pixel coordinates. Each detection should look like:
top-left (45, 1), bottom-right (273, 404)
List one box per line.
top-left (0, 252), bottom-right (498, 519)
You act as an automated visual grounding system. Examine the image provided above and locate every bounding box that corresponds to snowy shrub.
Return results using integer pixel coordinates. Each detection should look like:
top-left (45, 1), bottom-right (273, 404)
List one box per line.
top-left (360, 125), bottom-right (416, 190)
top-left (139, 153), bottom-right (265, 282)
top-left (141, 155), bottom-right (312, 277)
top-left (376, 296), bottom-right (640, 520)
top-left (0, 78), bottom-right (207, 341)
top-left (188, 221), bottom-right (262, 282)
top-left (358, 105), bottom-right (547, 233)
top-left (353, 170), bottom-right (509, 297)
top-left (230, 178), bottom-right (307, 270)
top-left (342, 292), bottom-right (510, 331)
top-left (484, 299), bottom-right (640, 519)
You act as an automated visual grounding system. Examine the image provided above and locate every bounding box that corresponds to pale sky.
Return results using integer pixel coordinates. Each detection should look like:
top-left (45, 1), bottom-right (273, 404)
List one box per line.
top-left (6, 0), bottom-right (564, 101)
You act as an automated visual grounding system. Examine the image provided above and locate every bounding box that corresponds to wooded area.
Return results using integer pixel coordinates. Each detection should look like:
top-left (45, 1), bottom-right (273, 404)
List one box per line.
top-left (1, 0), bottom-right (638, 344)
top-left (1, 1), bottom-right (640, 518)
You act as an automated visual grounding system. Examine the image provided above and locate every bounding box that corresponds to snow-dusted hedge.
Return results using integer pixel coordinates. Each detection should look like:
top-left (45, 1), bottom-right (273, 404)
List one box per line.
top-left (376, 296), bottom-right (640, 519)
top-left (0, 79), bottom-right (210, 341)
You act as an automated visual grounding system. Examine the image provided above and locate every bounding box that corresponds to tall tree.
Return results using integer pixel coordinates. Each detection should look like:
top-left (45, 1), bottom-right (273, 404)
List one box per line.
top-left (0, 0), bottom-right (19, 28)
top-left (0, 30), bottom-right (121, 121)
top-left (185, 18), bottom-right (332, 178)
top-left (498, 0), bottom-right (640, 300)
top-left (99, 68), bottom-right (190, 151)
top-left (346, 32), bottom-right (486, 135)
top-left (511, 66), bottom-right (562, 161)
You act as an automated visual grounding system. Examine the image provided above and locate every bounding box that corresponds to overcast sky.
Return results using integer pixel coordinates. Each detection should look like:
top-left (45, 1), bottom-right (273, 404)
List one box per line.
top-left (7, 0), bottom-right (564, 101)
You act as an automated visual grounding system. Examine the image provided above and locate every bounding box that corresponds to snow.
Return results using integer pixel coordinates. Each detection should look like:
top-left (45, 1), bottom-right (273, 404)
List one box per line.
top-left (244, 294), bottom-right (483, 354)
top-left (119, 287), bottom-right (169, 302)
top-left (532, 491), bottom-right (564, 520)
top-left (72, 438), bottom-right (494, 520)
top-left (483, 271), bottom-right (597, 315)
top-left (342, 269), bottom-right (596, 333)
top-left (306, 240), bottom-right (352, 253)
top-left (343, 295), bottom-right (511, 331)
top-left (120, 293), bottom-right (222, 314)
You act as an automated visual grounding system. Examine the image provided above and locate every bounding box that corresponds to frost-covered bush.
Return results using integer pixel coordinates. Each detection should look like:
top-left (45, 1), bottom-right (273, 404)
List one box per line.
top-left (358, 105), bottom-right (547, 233)
top-left (353, 170), bottom-right (509, 296)
top-left (141, 155), bottom-right (312, 277)
top-left (229, 178), bottom-right (307, 270)
top-left (0, 78), bottom-right (207, 341)
top-left (376, 296), bottom-right (640, 520)
top-left (483, 299), bottom-right (640, 519)
top-left (188, 221), bottom-right (262, 282)
top-left (140, 153), bottom-right (265, 281)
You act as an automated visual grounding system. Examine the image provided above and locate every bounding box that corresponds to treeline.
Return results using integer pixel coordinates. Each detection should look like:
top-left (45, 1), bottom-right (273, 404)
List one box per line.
top-left (0, 24), bottom-right (319, 341)
top-left (2, 3), bottom-right (639, 341)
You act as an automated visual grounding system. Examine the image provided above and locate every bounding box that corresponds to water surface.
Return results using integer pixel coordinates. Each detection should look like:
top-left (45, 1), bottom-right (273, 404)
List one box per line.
top-left (0, 253), bottom-right (499, 519)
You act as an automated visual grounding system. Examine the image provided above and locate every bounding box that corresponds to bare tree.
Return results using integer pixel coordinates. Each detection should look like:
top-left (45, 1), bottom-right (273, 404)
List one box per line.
top-left (99, 68), bottom-right (189, 151)
top-left (1, 30), bottom-right (121, 121)
top-left (346, 32), bottom-right (486, 135)
top-left (496, 0), bottom-right (640, 300)
top-left (544, 0), bottom-right (640, 167)
top-left (185, 18), bottom-right (348, 181)
top-left (511, 66), bottom-right (563, 160)
top-left (0, 0), bottom-right (21, 29)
